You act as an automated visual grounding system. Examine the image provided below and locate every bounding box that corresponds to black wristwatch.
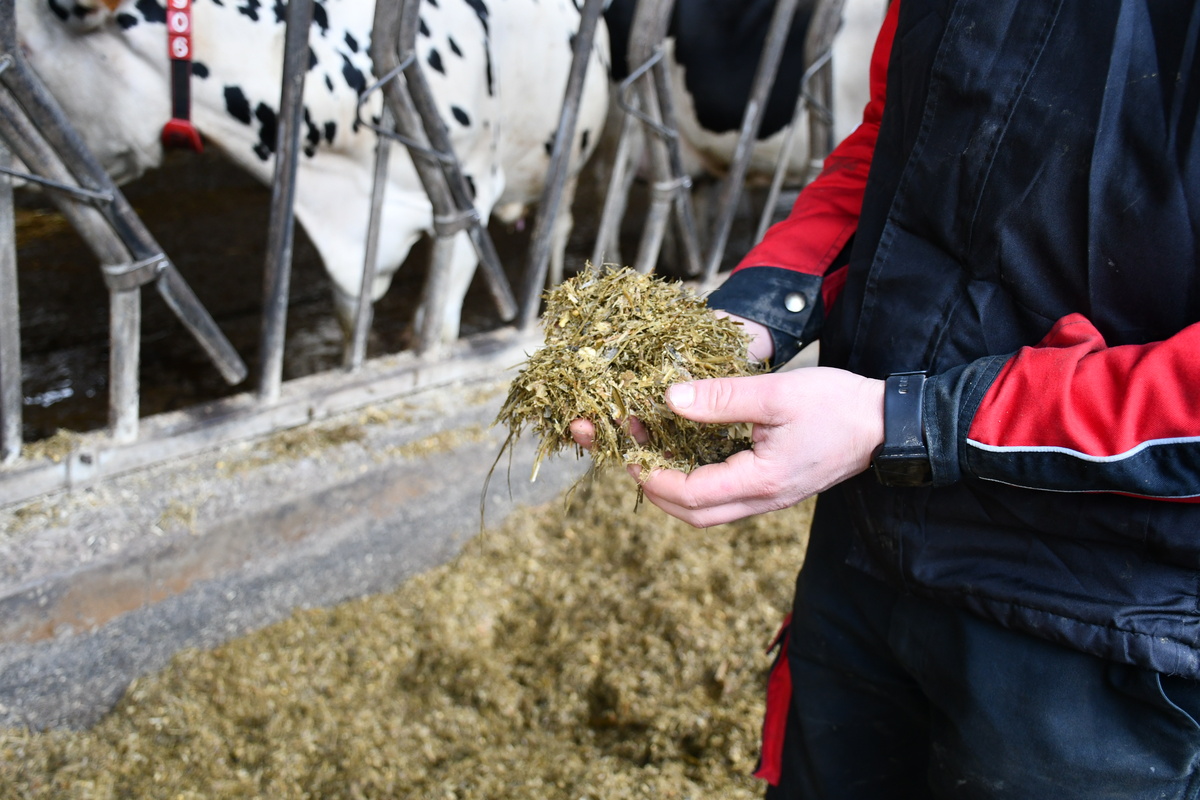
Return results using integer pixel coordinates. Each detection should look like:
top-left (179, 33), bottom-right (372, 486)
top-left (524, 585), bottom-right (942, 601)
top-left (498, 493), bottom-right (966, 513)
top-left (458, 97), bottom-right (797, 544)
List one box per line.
top-left (872, 371), bottom-right (933, 487)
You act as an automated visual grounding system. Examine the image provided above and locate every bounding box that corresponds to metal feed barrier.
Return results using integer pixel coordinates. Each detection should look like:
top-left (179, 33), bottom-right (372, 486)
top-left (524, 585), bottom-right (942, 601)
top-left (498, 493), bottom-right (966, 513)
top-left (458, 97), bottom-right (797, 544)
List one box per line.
top-left (0, 0), bottom-right (850, 508)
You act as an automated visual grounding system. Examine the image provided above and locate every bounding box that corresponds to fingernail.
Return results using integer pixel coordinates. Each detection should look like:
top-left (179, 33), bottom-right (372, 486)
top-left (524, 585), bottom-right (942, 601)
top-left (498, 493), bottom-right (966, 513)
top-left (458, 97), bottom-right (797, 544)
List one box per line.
top-left (668, 383), bottom-right (695, 409)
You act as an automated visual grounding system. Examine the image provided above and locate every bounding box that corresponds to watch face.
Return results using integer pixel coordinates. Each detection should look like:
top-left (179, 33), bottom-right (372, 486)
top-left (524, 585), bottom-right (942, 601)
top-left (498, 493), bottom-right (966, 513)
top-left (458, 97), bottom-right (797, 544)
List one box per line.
top-left (873, 449), bottom-right (932, 488)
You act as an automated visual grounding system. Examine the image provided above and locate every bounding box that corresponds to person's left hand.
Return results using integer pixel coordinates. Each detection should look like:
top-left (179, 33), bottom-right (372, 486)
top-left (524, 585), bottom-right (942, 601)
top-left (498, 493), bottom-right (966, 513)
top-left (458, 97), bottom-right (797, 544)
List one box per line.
top-left (633, 368), bottom-right (886, 527)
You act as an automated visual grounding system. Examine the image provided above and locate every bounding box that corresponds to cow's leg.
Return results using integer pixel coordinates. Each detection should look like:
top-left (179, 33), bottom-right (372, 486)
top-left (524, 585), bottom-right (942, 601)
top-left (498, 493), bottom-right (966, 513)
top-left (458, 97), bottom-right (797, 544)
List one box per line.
top-left (413, 229), bottom-right (478, 351)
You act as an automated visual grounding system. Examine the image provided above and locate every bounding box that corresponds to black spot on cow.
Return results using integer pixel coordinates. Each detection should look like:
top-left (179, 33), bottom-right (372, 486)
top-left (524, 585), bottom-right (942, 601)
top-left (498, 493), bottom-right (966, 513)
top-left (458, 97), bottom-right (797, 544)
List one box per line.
top-left (211, 0), bottom-right (224, 6)
top-left (543, 137), bottom-right (554, 156)
top-left (569, 32), bottom-right (576, 50)
top-left (237, 0), bottom-right (262, 23)
top-left (303, 109), bottom-right (320, 157)
top-left (116, 12), bottom-right (139, 29)
top-left (419, 17), bottom-right (430, 37)
top-left (581, 129), bottom-right (591, 152)
top-left (253, 102), bottom-right (278, 160)
top-left (308, 46), bottom-right (319, 71)
top-left (464, 0), bottom-right (489, 34)
top-left (224, 85), bottom-right (253, 126)
top-left (345, 32), bottom-right (359, 52)
top-left (46, 0), bottom-right (69, 21)
top-left (325, 74), bottom-right (335, 92)
top-left (271, 0), bottom-right (285, 23)
top-left (427, 0), bottom-right (438, 6)
top-left (464, 175), bottom-right (477, 201)
top-left (448, 36), bottom-right (463, 58)
top-left (312, 1), bottom-right (329, 35)
top-left (135, 0), bottom-right (164, 23)
top-left (451, 106), bottom-right (471, 127)
top-left (428, 49), bottom-right (445, 75)
top-left (341, 54), bottom-right (368, 96)
top-left (324, 121), bottom-right (337, 144)
top-left (193, 62), bottom-right (210, 79)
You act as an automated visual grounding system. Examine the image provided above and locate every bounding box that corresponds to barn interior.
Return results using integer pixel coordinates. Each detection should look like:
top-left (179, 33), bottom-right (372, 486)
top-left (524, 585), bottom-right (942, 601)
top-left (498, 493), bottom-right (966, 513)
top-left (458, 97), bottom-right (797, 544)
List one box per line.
top-left (0, 0), bottom-right (867, 793)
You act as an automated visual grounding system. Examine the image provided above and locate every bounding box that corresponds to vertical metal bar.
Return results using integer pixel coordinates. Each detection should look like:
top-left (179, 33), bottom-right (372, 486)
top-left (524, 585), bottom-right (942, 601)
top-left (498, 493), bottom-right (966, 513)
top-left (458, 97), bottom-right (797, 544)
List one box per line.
top-left (516, 0), bottom-right (605, 329)
top-left (107, 286), bottom-right (140, 444)
top-left (0, 89), bottom-right (143, 441)
top-left (345, 106), bottom-right (393, 370)
top-left (754, 0), bottom-right (846, 244)
top-left (650, 54), bottom-right (703, 276)
top-left (396, 0), bottom-right (516, 324)
top-left (590, 100), bottom-right (642, 270)
top-left (0, 138), bottom-right (21, 463)
top-left (257, 0), bottom-right (315, 403)
top-left (701, 0), bottom-right (802, 283)
top-left (0, 50), bottom-right (247, 385)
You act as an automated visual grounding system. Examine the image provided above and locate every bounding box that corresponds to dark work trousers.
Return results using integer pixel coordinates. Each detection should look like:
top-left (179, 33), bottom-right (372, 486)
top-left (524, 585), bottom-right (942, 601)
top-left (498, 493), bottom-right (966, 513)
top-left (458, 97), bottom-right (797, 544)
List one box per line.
top-left (764, 489), bottom-right (1200, 799)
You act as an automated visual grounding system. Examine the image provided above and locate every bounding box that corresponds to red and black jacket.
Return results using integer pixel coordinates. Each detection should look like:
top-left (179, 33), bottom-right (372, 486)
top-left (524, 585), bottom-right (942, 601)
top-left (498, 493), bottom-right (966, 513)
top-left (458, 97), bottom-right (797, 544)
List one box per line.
top-left (710, 0), bottom-right (1200, 678)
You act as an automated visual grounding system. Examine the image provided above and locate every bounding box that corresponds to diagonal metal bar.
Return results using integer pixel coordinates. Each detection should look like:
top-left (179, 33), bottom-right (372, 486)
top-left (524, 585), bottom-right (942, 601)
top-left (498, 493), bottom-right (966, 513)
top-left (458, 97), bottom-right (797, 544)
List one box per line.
top-left (516, 0), bottom-right (607, 329)
top-left (0, 12), bottom-right (247, 387)
top-left (700, 0), bottom-right (803, 283)
top-left (370, 0), bottom-right (516, 353)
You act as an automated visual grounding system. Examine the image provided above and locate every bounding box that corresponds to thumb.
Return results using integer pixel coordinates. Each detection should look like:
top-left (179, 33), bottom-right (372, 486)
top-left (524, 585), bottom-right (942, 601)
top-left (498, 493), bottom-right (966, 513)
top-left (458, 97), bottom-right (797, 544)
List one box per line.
top-left (665, 375), bottom-right (776, 425)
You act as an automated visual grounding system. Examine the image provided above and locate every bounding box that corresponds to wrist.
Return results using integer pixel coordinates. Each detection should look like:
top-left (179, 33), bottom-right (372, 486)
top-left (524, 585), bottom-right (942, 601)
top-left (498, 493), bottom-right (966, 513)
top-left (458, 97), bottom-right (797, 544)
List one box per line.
top-left (871, 371), bottom-right (933, 487)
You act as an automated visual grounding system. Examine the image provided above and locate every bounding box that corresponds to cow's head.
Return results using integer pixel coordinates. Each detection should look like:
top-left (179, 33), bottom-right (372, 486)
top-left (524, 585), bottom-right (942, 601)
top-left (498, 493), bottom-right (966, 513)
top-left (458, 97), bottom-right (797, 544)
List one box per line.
top-left (16, 0), bottom-right (171, 183)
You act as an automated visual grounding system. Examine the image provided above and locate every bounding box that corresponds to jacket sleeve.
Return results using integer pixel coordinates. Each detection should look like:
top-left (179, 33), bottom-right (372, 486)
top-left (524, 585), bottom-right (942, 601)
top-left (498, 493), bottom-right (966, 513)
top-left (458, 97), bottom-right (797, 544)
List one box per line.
top-left (924, 314), bottom-right (1200, 501)
top-left (705, 0), bottom-right (899, 366)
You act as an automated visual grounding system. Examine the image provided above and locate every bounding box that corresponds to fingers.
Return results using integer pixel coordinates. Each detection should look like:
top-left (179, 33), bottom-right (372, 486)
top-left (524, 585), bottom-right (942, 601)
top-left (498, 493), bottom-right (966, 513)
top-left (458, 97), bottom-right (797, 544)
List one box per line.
top-left (569, 416), bottom-right (649, 450)
top-left (631, 452), bottom-right (794, 528)
top-left (666, 373), bottom-right (785, 426)
top-left (569, 418), bottom-right (595, 449)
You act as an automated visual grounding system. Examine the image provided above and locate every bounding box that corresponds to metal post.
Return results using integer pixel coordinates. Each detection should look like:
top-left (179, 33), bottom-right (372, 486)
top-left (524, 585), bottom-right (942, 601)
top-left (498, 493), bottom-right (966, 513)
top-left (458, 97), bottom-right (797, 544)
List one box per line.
top-left (257, 0), bottom-right (314, 403)
top-left (369, 0), bottom-right (516, 352)
top-left (516, 0), bottom-right (606, 329)
top-left (0, 87), bottom-right (142, 441)
top-left (590, 97), bottom-right (643, 270)
top-left (701, 0), bottom-right (802, 283)
top-left (608, 0), bottom-right (703, 277)
top-left (754, 0), bottom-right (847, 244)
top-left (0, 39), bottom-right (247, 386)
top-left (346, 105), bottom-right (394, 370)
top-left (0, 138), bottom-right (20, 463)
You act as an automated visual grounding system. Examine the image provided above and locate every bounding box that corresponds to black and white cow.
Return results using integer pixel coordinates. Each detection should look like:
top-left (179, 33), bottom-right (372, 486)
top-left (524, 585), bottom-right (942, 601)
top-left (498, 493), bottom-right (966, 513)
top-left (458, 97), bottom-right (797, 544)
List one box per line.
top-left (14, 0), bottom-right (611, 346)
top-left (604, 0), bottom-right (887, 182)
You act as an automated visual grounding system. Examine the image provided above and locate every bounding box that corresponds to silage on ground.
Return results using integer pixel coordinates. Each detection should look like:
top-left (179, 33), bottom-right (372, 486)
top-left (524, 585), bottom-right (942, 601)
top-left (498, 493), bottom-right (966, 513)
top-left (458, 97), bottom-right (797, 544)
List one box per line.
top-left (0, 470), bottom-right (812, 800)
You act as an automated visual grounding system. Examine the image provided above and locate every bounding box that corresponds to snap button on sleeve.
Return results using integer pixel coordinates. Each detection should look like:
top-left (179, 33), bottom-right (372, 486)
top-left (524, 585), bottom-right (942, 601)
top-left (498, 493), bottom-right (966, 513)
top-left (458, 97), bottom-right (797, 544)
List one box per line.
top-left (784, 292), bottom-right (807, 313)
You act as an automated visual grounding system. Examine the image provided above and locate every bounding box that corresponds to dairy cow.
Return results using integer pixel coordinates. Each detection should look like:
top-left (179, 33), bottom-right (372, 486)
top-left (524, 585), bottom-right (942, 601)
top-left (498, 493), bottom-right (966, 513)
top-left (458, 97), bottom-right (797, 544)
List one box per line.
top-left (14, 0), bottom-right (611, 346)
top-left (604, 0), bottom-right (887, 182)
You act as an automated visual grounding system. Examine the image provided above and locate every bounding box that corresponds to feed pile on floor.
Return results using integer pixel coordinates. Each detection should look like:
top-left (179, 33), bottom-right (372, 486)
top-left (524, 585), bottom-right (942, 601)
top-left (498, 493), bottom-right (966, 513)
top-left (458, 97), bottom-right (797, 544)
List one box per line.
top-left (1, 470), bottom-right (812, 799)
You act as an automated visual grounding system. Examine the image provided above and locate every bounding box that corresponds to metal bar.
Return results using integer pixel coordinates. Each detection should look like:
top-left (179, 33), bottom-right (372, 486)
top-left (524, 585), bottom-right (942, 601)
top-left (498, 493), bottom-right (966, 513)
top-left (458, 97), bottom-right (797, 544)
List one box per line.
top-left (0, 86), bottom-right (143, 439)
top-left (371, 0), bottom-right (515, 352)
top-left (590, 94), bottom-right (643, 269)
top-left (616, 0), bottom-right (700, 276)
top-left (396, 0), bottom-right (517, 325)
top-left (257, 0), bottom-right (315, 403)
top-left (754, 46), bottom-right (835, 244)
top-left (0, 138), bottom-right (20, 463)
top-left (650, 53), bottom-right (703, 277)
top-left (0, 46), bottom-right (247, 386)
top-left (108, 283), bottom-right (141, 444)
top-left (516, 0), bottom-right (606, 329)
top-left (346, 105), bottom-right (394, 370)
top-left (701, 0), bottom-right (802, 283)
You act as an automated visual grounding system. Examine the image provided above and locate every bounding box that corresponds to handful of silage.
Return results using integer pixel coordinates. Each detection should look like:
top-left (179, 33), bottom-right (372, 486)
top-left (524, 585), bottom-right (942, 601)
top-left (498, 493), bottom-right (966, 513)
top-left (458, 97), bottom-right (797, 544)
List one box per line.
top-left (495, 266), bottom-right (764, 480)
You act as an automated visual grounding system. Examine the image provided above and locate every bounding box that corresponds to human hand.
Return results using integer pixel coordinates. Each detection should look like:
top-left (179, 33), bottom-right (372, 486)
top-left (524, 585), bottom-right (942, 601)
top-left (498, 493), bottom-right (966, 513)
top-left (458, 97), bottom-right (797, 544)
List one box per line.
top-left (634, 368), bottom-right (885, 527)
